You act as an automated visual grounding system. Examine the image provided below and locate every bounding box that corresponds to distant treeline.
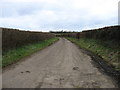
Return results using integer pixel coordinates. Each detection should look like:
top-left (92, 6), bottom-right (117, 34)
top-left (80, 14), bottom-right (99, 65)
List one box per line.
top-left (60, 25), bottom-right (120, 41)
top-left (2, 28), bottom-right (55, 52)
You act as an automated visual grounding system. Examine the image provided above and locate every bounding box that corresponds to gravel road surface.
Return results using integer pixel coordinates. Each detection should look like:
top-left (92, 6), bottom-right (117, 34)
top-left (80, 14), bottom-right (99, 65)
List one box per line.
top-left (3, 38), bottom-right (116, 88)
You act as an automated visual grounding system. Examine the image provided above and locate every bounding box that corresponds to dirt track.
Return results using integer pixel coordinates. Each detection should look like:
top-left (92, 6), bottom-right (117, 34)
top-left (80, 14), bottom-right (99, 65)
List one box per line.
top-left (3, 38), bottom-right (116, 88)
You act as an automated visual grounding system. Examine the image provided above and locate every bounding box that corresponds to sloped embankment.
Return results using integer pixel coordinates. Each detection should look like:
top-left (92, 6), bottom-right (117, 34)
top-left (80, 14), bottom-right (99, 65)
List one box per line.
top-left (2, 28), bottom-right (58, 67)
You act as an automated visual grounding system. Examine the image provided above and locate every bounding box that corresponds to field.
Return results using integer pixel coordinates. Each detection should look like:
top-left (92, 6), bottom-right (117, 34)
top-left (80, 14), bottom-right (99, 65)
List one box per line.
top-left (2, 26), bottom-right (120, 70)
top-left (2, 26), bottom-right (120, 88)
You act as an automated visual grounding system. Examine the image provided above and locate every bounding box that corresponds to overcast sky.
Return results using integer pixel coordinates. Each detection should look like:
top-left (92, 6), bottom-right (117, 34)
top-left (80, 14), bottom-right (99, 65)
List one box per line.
top-left (0, 0), bottom-right (119, 32)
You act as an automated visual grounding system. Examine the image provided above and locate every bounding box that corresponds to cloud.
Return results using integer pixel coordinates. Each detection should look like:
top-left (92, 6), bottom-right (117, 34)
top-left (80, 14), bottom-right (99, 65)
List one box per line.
top-left (0, 0), bottom-right (119, 32)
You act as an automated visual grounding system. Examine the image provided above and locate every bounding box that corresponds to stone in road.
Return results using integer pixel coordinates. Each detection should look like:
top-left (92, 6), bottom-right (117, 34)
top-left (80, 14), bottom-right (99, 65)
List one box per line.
top-left (3, 38), bottom-right (115, 88)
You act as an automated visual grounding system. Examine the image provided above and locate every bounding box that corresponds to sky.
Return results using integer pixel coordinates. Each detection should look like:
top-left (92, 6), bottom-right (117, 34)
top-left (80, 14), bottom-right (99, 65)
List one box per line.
top-left (0, 0), bottom-right (119, 32)
top-left (118, 1), bottom-right (120, 25)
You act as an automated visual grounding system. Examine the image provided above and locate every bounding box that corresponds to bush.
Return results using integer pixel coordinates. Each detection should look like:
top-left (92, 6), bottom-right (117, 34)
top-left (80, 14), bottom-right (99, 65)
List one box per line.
top-left (2, 28), bottom-right (55, 52)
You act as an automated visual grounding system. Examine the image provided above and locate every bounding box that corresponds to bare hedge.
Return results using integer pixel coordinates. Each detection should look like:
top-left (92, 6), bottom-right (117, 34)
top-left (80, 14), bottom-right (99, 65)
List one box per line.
top-left (64, 26), bottom-right (120, 41)
top-left (2, 28), bottom-right (55, 51)
top-left (77, 26), bottom-right (120, 41)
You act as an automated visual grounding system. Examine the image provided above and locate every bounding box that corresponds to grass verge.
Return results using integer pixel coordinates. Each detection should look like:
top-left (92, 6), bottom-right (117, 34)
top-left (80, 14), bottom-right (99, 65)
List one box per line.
top-left (2, 37), bottom-right (59, 67)
top-left (67, 37), bottom-right (120, 71)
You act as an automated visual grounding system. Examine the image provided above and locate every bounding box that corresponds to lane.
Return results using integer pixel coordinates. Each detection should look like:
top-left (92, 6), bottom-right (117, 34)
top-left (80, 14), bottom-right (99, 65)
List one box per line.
top-left (3, 38), bottom-right (115, 88)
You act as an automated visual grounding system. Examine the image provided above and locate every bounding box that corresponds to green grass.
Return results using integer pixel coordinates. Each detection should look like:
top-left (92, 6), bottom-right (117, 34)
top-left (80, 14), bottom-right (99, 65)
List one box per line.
top-left (67, 37), bottom-right (120, 71)
top-left (2, 37), bottom-right (59, 67)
